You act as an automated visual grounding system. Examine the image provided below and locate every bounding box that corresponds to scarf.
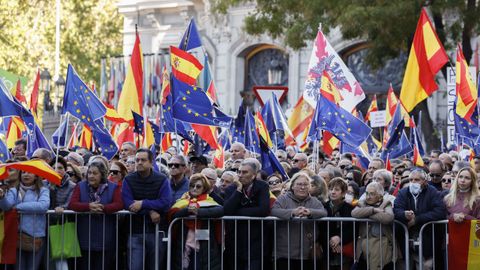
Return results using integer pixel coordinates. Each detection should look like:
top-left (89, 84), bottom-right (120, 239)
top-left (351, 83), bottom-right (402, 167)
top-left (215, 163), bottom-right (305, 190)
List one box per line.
top-left (18, 183), bottom-right (36, 202)
top-left (168, 193), bottom-right (220, 269)
top-left (88, 183), bottom-right (108, 203)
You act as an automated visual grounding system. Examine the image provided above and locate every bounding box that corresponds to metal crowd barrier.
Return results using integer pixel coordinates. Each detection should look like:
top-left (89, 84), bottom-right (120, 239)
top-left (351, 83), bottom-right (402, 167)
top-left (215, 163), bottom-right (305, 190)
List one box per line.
top-left (167, 216), bottom-right (411, 270)
top-left (11, 210), bottom-right (164, 270)
top-left (418, 220), bottom-right (449, 270)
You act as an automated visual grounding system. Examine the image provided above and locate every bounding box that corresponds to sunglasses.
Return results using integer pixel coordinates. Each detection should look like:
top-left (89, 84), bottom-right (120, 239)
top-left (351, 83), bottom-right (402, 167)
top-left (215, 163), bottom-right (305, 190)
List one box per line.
top-left (110, 170), bottom-right (120, 175)
top-left (230, 168), bottom-right (238, 172)
top-left (268, 179), bottom-right (282, 186)
top-left (66, 171), bottom-right (76, 177)
top-left (292, 159), bottom-right (303, 163)
top-left (393, 170), bottom-right (404, 175)
top-left (442, 179), bottom-right (452, 184)
top-left (189, 184), bottom-right (204, 189)
top-left (429, 173), bottom-right (443, 178)
top-left (345, 177), bottom-right (354, 181)
top-left (168, 163), bottom-right (185, 168)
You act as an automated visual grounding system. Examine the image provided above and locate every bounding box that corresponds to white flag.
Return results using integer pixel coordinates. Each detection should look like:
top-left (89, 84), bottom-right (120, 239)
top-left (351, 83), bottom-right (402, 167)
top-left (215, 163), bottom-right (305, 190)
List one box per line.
top-left (303, 30), bottom-right (365, 112)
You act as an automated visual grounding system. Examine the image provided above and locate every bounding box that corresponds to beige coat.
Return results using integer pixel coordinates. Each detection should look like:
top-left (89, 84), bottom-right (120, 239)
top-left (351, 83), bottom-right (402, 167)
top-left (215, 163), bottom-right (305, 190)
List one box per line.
top-left (351, 199), bottom-right (397, 269)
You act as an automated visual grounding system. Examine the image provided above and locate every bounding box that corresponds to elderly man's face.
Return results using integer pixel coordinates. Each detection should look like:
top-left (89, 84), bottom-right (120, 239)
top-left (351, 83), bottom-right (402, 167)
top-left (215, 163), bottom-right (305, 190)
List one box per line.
top-left (365, 185), bottom-right (382, 205)
top-left (292, 154), bottom-right (307, 169)
top-left (428, 163), bottom-right (444, 184)
top-left (410, 171), bottom-right (427, 188)
top-left (120, 145), bottom-right (135, 160)
top-left (238, 164), bottom-right (256, 187)
top-left (231, 145), bottom-right (246, 160)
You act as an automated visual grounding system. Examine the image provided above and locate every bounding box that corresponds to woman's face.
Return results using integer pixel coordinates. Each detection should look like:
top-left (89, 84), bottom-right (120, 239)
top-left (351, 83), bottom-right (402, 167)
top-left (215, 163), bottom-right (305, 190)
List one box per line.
top-left (109, 164), bottom-right (122, 183)
top-left (87, 166), bottom-right (102, 188)
top-left (21, 171), bottom-right (36, 186)
top-left (329, 185), bottom-right (345, 202)
top-left (268, 176), bottom-right (283, 192)
top-left (55, 162), bottom-right (66, 177)
top-left (457, 170), bottom-right (472, 190)
top-left (309, 182), bottom-right (320, 197)
top-left (441, 174), bottom-right (452, 190)
top-left (292, 176), bottom-right (310, 200)
top-left (189, 180), bottom-right (205, 198)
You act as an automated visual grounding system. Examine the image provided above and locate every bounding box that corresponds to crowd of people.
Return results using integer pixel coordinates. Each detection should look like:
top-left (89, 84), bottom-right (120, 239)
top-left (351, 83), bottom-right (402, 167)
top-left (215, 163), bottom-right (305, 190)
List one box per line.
top-left (1, 138), bottom-right (479, 270)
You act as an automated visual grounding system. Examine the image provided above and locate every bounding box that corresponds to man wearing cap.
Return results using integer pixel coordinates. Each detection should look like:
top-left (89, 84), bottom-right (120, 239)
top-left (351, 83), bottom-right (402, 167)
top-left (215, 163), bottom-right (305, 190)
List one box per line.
top-left (190, 155), bottom-right (208, 174)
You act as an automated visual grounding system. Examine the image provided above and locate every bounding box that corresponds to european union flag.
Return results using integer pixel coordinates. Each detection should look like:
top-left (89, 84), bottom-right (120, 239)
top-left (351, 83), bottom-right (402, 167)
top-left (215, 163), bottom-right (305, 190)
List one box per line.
top-left (91, 119), bottom-right (119, 160)
top-left (149, 143), bottom-right (160, 173)
top-left (309, 96), bottom-right (371, 148)
top-left (27, 124), bottom-right (53, 158)
top-left (179, 19), bottom-right (202, 51)
top-left (52, 116), bottom-right (69, 147)
top-left (259, 137), bottom-right (288, 180)
top-left (149, 121), bottom-right (161, 145)
top-left (0, 79), bottom-right (32, 119)
top-left (132, 111), bottom-right (144, 134)
top-left (171, 76), bottom-right (231, 127)
top-left (0, 138), bottom-right (10, 162)
top-left (231, 101), bottom-right (246, 144)
top-left (381, 131), bottom-right (412, 160)
top-left (161, 93), bottom-right (194, 142)
top-left (62, 64), bottom-right (106, 127)
top-left (244, 108), bottom-right (260, 154)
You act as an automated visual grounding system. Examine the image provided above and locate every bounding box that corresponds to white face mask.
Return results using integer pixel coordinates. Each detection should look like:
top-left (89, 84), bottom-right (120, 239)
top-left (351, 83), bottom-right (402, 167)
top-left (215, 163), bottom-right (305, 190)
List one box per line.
top-left (345, 194), bottom-right (354, 204)
top-left (409, 182), bottom-right (422, 195)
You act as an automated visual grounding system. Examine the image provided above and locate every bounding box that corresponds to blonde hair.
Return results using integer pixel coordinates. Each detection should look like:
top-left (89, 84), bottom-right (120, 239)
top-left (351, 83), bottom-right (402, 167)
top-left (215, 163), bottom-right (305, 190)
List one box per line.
top-left (189, 173), bottom-right (211, 194)
top-left (445, 167), bottom-right (480, 209)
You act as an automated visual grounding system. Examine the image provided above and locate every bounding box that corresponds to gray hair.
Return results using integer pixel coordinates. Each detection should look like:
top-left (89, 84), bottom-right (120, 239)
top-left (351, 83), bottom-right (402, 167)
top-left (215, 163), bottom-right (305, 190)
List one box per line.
top-left (231, 142), bottom-right (246, 151)
top-left (67, 152), bottom-right (84, 166)
top-left (32, 148), bottom-right (53, 162)
top-left (88, 155), bottom-right (109, 169)
top-left (122, 142), bottom-right (136, 149)
top-left (88, 161), bottom-right (109, 182)
top-left (222, 170), bottom-right (238, 181)
top-left (373, 169), bottom-right (393, 188)
top-left (366, 181), bottom-right (384, 196)
top-left (409, 168), bottom-right (429, 181)
top-left (170, 154), bottom-right (188, 165)
top-left (242, 158), bottom-right (261, 173)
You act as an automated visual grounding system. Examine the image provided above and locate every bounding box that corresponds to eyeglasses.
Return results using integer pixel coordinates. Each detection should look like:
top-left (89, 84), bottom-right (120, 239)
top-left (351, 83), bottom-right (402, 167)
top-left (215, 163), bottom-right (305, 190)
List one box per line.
top-left (66, 171), bottom-right (75, 177)
top-left (292, 159), bottom-right (303, 163)
top-left (168, 163), bottom-right (185, 168)
top-left (442, 179), bottom-right (452, 184)
top-left (110, 170), bottom-right (120, 175)
top-left (429, 173), bottom-right (443, 178)
top-left (393, 170), bottom-right (404, 175)
top-left (294, 183), bottom-right (310, 188)
top-left (189, 184), bottom-right (204, 189)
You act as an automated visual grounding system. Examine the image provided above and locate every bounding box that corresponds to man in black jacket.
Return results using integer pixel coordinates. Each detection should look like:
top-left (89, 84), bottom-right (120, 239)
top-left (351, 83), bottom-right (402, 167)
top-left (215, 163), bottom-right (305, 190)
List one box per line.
top-left (223, 158), bottom-right (270, 270)
top-left (393, 168), bottom-right (446, 269)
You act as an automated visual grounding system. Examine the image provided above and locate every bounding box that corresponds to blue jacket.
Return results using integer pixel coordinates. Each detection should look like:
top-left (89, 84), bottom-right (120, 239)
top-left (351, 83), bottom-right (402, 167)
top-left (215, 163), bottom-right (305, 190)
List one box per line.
top-left (0, 187), bottom-right (50, 237)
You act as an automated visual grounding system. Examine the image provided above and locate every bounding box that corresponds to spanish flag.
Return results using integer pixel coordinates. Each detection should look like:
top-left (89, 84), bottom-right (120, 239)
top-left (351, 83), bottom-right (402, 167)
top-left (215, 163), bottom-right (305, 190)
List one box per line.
top-left (117, 32), bottom-right (143, 122)
top-left (160, 65), bottom-right (171, 105)
top-left (399, 8), bottom-right (448, 112)
top-left (365, 95), bottom-right (378, 122)
top-left (170, 46), bottom-right (203, 85)
top-left (6, 117), bottom-right (26, 149)
top-left (78, 124), bottom-right (93, 150)
top-left (320, 71), bottom-right (343, 104)
top-left (0, 209), bottom-right (18, 264)
top-left (191, 124), bottom-right (219, 150)
top-left (0, 159), bottom-right (62, 185)
top-left (286, 96), bottom-right (314, 146)
top-left (213, 146), bottom-right (224, 169)
top-left (448, 220), bottom-right (480, 269)
top-left (161, 133), bottom-right (173, 152)
top-left (104, 102), bottom-right (127, 123)
top-left (255, 112), bottom-right (273, 148)
top-left (456, 44), bottom-right (478, 124)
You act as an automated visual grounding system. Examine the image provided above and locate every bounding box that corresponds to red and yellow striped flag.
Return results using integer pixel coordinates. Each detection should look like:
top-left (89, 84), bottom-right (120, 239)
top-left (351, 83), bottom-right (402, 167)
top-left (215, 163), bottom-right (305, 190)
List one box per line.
top-left (320, 71), bottom-right (343, 104)
top-left (6, 117), bottom-right (26, 149)
top-left (161, 133), bottom-right (173, 152)
top-left (456, 44), bottom-right (478, 124)
top-left (0, 159), bottom-right (62, 185)
top-left (0, 209), bottom-right (18, 264)
top-left (117, 32), bottom-right (143, 122)
top-left (399, 8), bottom-right (448, 112)
top-left (448, 220), bottom-right (480, 269)
top-left (191, 124), bottom-right (219, 150)
top-left (170, 46), bottom-right (203, 85)
top-left (365, 95), bottom-right (378, 122)
top-left (78, 125), bottom-right (93, 150)
top-left (254, 112), bottom-right (272, 148)
top-left (286, 96), bottom-right (314, 146)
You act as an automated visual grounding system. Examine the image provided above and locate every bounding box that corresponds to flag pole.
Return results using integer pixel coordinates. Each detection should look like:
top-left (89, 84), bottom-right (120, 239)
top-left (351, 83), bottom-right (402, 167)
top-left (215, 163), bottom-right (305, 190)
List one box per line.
top-left (174, 120), bottom-right (179, 154)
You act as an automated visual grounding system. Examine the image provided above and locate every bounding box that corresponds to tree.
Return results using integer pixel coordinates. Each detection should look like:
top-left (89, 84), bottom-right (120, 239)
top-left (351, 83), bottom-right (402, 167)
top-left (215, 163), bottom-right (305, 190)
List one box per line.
top-left (0, 0), bottom-right (122, 87)
top-left (212, 0), bottom-right (479, 66)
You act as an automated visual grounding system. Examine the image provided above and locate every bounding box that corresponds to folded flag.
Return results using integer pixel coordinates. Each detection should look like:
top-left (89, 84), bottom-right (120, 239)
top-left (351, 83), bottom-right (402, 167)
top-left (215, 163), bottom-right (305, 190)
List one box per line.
top-left (0, 159), bottom-right (61, 185)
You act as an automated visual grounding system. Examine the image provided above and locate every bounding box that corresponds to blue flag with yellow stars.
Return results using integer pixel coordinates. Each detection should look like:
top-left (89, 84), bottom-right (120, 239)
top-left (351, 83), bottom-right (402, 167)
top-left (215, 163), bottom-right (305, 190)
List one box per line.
top-left (259, 137), bottom-right (288, 180)
top-left (27, 123), bottom-right (53, 158)
top-left (308, 95), bottom-right (371, 148)
top-left (231, 101), bottom-right (246, 144)
top-left (170, 76), bottom-right (231, 127)
top-left (91, 119), bottom-right (119, 160)
top-left (149, 121), bottom-right (162, 145)
top-left (179, 18), bottom-right (202, 51)
top-left (132, 111), bottom-right (144, 134)
top-left (244, 108), bottom-right (261, 154)
top-left (62, 64), bottom-right (107, 127)
top-left (0, 138), bottom-right (10, 162)
top-left (161, 94), bottom-right (193, 142)
top-left (381, 105), bottom-right (412, 160)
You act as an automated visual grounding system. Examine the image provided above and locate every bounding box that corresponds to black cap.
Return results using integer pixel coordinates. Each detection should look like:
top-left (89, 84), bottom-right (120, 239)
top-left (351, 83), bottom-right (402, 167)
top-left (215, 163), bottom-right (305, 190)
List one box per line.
top-left (190, 156), bottom-right (208, 166)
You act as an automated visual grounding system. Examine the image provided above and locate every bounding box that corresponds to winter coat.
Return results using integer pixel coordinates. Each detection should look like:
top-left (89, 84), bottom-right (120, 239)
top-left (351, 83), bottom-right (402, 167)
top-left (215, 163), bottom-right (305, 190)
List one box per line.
top-left (271, 191), bottom-right (327, 260)
top-left (352, 199), bottom-right (397, 269)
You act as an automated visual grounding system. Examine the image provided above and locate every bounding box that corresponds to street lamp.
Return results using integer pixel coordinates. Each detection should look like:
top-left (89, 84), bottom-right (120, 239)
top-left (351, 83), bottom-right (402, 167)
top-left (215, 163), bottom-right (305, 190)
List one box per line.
top-left (268, 59), bottom-right (282, 85)
top-left (40, 68), bottom-right (52, 111)
top-left (54, 75), bottom-right (65, 112)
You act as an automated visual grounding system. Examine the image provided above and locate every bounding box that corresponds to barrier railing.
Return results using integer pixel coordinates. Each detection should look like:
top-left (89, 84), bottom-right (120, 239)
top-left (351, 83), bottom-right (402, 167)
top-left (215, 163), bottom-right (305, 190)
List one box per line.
top-left (12, 210), bottom-right (164, 270)
top-left (167, 216), bottom-right (411, 270)
top-left (418, 220), bottom-right (449, 270)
